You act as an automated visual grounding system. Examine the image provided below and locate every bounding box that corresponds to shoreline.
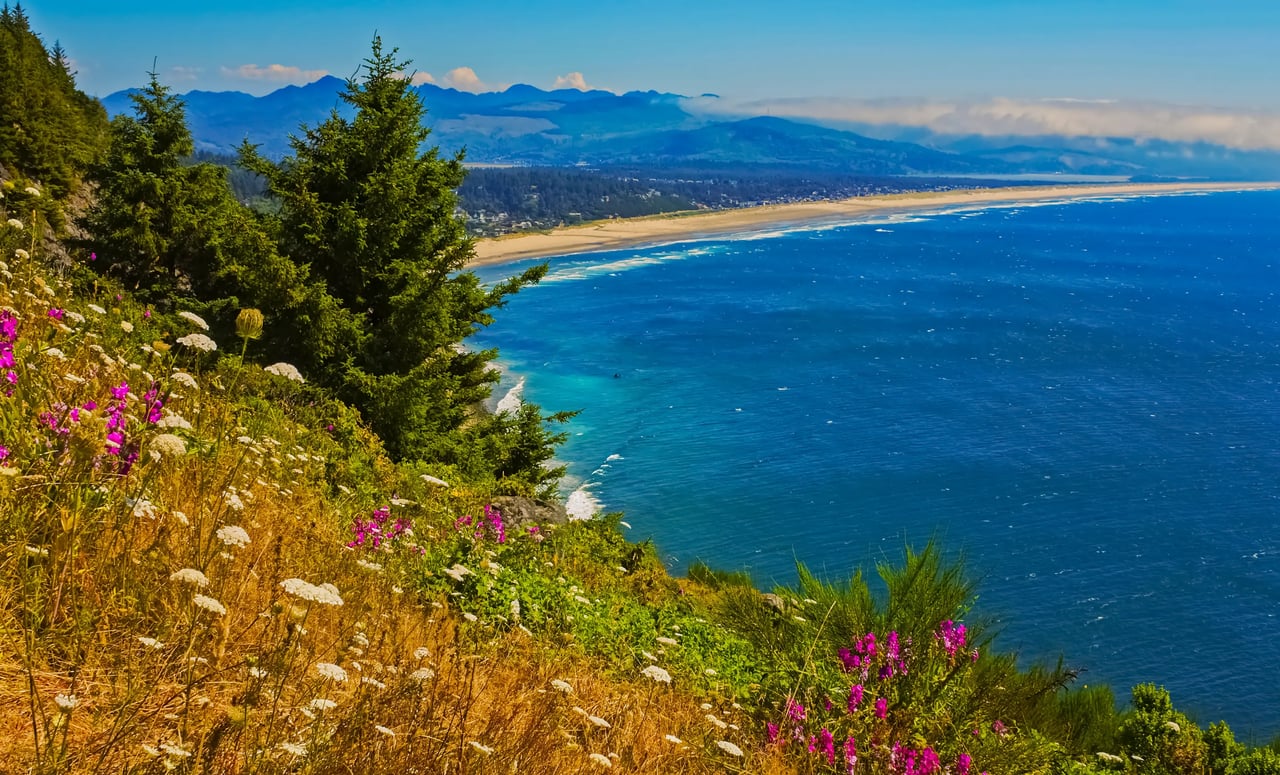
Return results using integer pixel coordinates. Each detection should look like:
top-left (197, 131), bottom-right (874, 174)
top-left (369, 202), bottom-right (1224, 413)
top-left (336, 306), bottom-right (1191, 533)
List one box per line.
top-left (469, 181), bottom-right (1280, 267)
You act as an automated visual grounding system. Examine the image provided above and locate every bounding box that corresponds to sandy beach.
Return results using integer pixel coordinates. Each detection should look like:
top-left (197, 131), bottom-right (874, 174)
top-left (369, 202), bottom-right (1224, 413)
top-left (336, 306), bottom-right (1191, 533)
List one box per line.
top-left (470, 181), bottom-right (1280, 267)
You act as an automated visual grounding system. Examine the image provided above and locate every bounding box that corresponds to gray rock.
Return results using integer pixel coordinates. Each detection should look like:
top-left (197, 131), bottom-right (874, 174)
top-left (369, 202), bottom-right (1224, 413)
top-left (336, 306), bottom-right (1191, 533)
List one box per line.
top-left (489, 496), bottom-right (568, 529)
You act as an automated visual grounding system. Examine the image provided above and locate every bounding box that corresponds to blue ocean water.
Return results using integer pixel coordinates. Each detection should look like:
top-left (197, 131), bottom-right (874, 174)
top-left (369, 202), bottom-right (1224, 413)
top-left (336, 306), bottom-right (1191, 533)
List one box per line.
top-left (472, 189), bottom-right (1280, 735)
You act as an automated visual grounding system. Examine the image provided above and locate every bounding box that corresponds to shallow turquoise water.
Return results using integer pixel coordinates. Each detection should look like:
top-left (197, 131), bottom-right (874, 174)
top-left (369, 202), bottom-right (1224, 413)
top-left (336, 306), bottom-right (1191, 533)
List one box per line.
top-left (473, 189), bottom-right (1280, 734)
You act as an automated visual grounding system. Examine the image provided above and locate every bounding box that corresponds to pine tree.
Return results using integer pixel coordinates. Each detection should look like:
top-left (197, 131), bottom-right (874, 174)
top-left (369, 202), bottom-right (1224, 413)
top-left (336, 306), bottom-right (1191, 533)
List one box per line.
top-left (240, 38), bottom-right (548, 461)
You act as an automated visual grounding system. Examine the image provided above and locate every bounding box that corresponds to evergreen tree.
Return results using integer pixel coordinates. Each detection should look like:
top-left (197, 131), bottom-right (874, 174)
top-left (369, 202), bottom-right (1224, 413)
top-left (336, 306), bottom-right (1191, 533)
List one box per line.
top-left (0, 3), bottom-right (107, 201)
top-left (240, 38), bottom-right (548, 461)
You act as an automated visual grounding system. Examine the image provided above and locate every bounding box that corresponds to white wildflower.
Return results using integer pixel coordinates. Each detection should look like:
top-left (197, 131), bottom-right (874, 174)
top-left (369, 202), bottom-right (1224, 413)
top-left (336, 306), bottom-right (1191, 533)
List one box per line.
top-left (307, 698), bottom-right (338, 712)
top-left (137, 636), bottom-right (164, 649)
top-left (315, 662), bottom-right (347, 683)
top-left (413, 646), bottom-right (430, 660)
top-left (550, 679), bottom-right (574, 694)
top-left (390, 497), bottom-right (414, 507)
top-left (409, 667), bottom-right (435, 683)
top-left (375, 724), bottom-right (395, 737)
top-left (193, 594), bottom-right (227, 615)
top-left (704, 668), bottom-right (717, 676)
top-left (279, 742), bottom-right (307, 756)
top-left (65, 311), bottom-right (84, 324)
top-left (216, 525), bottom-right (251, 548)
top-left (588, 715), bottom-right (611, 728)
top-left (462, 612), bottom-right (478, 623)
top-left (170, 371), bottom-right (198, 389)
top-left (159, 743), bottom-right (191, 758)
top-left (236, 435), bottom-right (254, 445)
top-left (25, 545), bottom-right (49, 557)
top-left (5, 218), bottom-right (21, 230)
top-left (169, 568), bottom-right (209, 587)
top-left (362, 676), bottom-right (386, 690)
top-left (42, 347), bottom-right (66, 360)
top-left (420, 474), bottom-right (449, 487)
top-left (149, 434), bottom-right (187, 461)
top-left (656, 636), bottom-right (679, 647)
top-left (223, 490), bottom-right (245, 511)
top-left (716, 740), bottom-right (743, 757)
top-left (664, 734), bottom-right (683, 744)
top-left (142, 745), bottom-right (161, 757)
top-left (172, 510), bottom-right (190, 526)
top-left (641, 665), bottom-right (672, 684)
top-left (157, 414), bottom-right (192, 430)
top-left (706, 714), bottom-right (728, 730)
top-left (469, 741), bottom-right (494, 755)
top-left (177, 311), bottom-right (209, 330)
top-left (443, 563), bottom-right (472, 582)
top-left (248, 666), bottom-right (268, 679)
top-left (54, 694), bottom-right (78, 711)
top-left (356, 558), bottom-right (383, 572)
top-left (15, 248), bottom-right (30, 260)
top-left (120, 320), bottom-right (134, 333)
top-left (88, 304), bottom-right (106, 315)
top-left (264, 362), bottom-right (305, 383)
top-left (63, 373), bottom-right (85, 384)
top-left (24, 186), bottom-right (40, 197)
top-left (1165, 720), bottom-right (1181, 732)
top-left (176, 333), bottom-right (216, 352)
top-left (588, 753), bottom-right (612, 768)
top-left (279, 578), bottom-right (344, 606)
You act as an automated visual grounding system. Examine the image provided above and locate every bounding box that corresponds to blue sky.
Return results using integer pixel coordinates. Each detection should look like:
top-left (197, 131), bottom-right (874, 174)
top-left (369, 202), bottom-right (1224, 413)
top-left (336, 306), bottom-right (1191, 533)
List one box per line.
top-left (24, 1), bottom-right (1280, 148)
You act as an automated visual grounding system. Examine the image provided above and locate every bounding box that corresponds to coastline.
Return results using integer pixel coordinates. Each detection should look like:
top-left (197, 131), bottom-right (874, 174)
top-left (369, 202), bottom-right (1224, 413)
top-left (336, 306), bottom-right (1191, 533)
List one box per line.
top-left (469, 181), bottom-right (1280, 266)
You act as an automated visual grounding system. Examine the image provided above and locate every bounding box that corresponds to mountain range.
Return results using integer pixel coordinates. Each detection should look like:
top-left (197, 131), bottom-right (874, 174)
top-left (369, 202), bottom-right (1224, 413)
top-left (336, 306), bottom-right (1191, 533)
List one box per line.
top-left (101, 77), bottom-right (1280, 180)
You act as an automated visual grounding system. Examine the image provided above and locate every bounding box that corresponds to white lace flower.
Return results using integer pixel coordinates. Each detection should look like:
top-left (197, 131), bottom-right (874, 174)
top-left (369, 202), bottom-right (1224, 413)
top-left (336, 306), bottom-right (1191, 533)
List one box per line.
top-left (413, 646), bottom-right (430, 660)
top-left (177, 311), bottom-right (209, 330)
top-left (170, 371), bottom-right (198, 389)
top-left (138, 637), bottom-right (165, 649)
top-left (409, 667), bottom-right (435, 682)
top-left (279, 578), bottom-right (343, 606)
top-left (54, 694), bottom-right (78, 711)
top-left (157, 414), bottom-right (192, 430)
top-left (88, 304), bottom-right (106, 315)
top-left (176, 333), bottom-right (216, 352)
top-left (169, 568), bottom-right (209, 587)
top-left (15, 248), bottom-right (30, 260)
top-left (664, 734), bottom-right (683, 744)
top-left (588, 753), bottom-right (612, 768)
top-left (5, 218), bottom-right (22, 230)
top-left (24, 186), bottom-right (40, 197)
top-left (716, 740), bottom-right (743, 757)
top-left (550, 679), bottom-right (574, 694)
top-left (159, 743), bottom-right (191, 758)
top-left (120, 320), bottom-right (134, 333)
top-left (375, 724), bottom-right (395, 737)
top-left (264, 362), bottom-right (305, 383)
top-left (149, 434), bottom-right (187, 460)
top-left (468, 741), bottom-right (494, 755)
top-left (420, 474), bottom-right (449, 487)
top-left (641, 665), bottom-right (672, 684)
top-left (279, 742), bottom-right (307, 756)
top-left (443, 563), bottom-right (472, 582)
top-left (216, 525), bottom-right (251, 548)
top-left (315, 662), bottom-right (347, 683)
top-left (307, 698), bottom-right (337, 712)
top-left (588, 715), bottom-right (611, 728)
top-left (192, 594), bottom-right (227, 615)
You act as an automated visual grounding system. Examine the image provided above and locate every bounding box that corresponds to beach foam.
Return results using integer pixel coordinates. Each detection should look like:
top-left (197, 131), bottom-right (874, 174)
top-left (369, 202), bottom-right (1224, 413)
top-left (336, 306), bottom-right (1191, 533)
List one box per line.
top-left (495, 377), bottom-right (525, 415)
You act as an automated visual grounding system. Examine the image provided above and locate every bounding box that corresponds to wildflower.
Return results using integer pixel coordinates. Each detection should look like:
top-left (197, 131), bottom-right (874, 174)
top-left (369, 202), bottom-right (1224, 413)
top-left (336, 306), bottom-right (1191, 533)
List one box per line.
top-left (551, 679), bottom-right (574, 693)
top-left (706, 714), bottom-right (728, 730)
top-left (664, 734), bottom-right (683, 744)
top-left (235, 308), bottom-right (264, 340)
top-left (641, 665), bottom-right (672, 684)
top-left (279, 578), bottom-right (344, 606)
top-left (173, 510), bottom-right (190, 526)
top-left (413, 646), bottom-right (431, 660)
top-left (5, 218), bottom-right (21, 229)
top-left (716, 740), bottom-right (744, 757)
top-left (15, 248), bottom-right (30, 260)
top-left (130, 498), bottom-right (158, 519)
top-left (157, 414), bottom-right (192, 430)
top-left (443, 564), bottom-right (472, 582)
top-left (25, 545), bottom-right (48, 556)
top-left (149, 433), bottom-right (187, 460)
top-left (1165, 720), bottom-right (1181, 732)
top-left (177, 311), bottom-right (209, 330)
top-left (193, 594), bottom-right (227, 615)
top-left (159, 743), bottom-right (192, 758)
top-left (420, 474), bottom-right (449, 487)
top-left (589, 753), bottom-right (613, 768)
top-left (315, 662), bottom-right (348, 683)
top-left (171, 371), bottom-right (198, 389)
top-left (786, 698), bottom-right (806, 721)
top-left (469, 741), bottom-right (494, 755)
top-left (656, 636), bottom-right (679, 647)
top-left (818, 728), bottom-right (836, 765)
top-left (846, 737), bottom-right (859, 769)
top-left (216, 525), bottom-right (251, 548)
top-left (574, 594), bottom-right (592, 605)
top-left (363, 677), bottom-right (386, 689)
top-left (991, 719), bottom-right (1007, 737)
top-left (307, 698), bottom-right (338, 712)
top-left (120, 320), bottom-right (134, 333)
top-left (874, 697), bottom-right (888, 719)
top-left (356, 558), bottom-right (383, 572)
top-left (462, 612), bottom-right (478, 623)
top-left (264, 362), bottom-right (305, 383)
top-left (248, 667), bottom-right (268, 679)
top-left (956, 752), bottom-right (973, 775)
top-left (223, 490), bottom-right (245, 511)
top-left (375, 724), bottom-right (395, 737)
top-left (409, 667), bottom-right (435, 682)
top-left (588, 715), bottom-right (611, 728)
top-left (176, 333), bottom-right (217, 352)
top-left (279, 742), bottom-right (307, 756)
top-left (24, 186), bottom-right (40, 197)
top-left (170, 568), bottom-right (210, 587)
top-left (138, 637), bottom-right (165, 649)
top-left (88, 304), bottom-right (106, 315)
top-left (54, 694), bottom-right (78, 712)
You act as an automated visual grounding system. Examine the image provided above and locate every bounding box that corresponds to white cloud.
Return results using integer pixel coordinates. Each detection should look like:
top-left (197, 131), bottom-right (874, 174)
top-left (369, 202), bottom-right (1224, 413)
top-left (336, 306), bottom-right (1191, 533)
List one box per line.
top-left (552, 71), bottom-right (591, 91)
top-left (220, 63), bottom-right (329, 83)
top-left (442, 66), bottom-right (504, 93)
top-left (410, 71), bottom-right (436, 86)
top-left (168, 66), bottom-right (201, 82)
top-left (686, 95), bottom-right (1280, 152)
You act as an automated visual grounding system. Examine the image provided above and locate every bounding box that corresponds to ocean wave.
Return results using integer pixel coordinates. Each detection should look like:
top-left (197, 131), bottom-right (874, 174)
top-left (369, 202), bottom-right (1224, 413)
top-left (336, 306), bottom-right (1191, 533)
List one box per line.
top-left (565, 483), bottom-right (601, 521)
top-left (495, 376), bottom-right (525, 414)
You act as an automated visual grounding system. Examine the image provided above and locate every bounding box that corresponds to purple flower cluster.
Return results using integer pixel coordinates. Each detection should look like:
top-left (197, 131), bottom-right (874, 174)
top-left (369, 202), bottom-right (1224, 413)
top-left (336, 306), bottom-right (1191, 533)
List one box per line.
top-left (454, 504), bottom-right (506, 544)
top-left (935, 619), bottom-right (968, 659)
top-left (347, 506), bottom-right (411, 549)
top-left (1, 310), bottom-right (18, 394)
top-left (104, 381), bottom-right (129, 455)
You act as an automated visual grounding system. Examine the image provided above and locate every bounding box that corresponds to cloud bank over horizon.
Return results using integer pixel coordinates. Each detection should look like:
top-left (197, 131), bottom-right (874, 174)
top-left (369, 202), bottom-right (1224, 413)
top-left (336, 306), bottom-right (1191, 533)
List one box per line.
top-left (686, 95), bottom-right (1280, 152)
top-left (220, 63), bottom-right (330, 83)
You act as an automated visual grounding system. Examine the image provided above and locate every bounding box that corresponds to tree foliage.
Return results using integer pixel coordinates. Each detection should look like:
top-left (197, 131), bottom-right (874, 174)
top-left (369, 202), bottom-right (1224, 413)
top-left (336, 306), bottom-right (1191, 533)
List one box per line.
top-left (0, 3), bottom-right (107, 201)
top-left (239, 38), bottom-right (549, 464)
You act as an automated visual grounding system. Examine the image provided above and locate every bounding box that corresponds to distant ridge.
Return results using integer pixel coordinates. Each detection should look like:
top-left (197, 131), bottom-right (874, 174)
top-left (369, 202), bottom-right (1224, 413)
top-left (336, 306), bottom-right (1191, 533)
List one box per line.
top-left (101, 78), bottom-right (1280, 179)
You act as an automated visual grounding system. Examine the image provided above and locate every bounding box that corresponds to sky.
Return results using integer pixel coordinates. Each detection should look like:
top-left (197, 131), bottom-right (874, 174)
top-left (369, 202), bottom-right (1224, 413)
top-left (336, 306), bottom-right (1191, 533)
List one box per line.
top-left (24, 0), bottom-right (1280, 149)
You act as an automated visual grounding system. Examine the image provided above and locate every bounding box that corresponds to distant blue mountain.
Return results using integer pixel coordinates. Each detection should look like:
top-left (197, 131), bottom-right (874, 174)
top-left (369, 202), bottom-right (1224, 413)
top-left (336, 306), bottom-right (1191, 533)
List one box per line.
top-left (101, 79), bottom-right (1276, 179)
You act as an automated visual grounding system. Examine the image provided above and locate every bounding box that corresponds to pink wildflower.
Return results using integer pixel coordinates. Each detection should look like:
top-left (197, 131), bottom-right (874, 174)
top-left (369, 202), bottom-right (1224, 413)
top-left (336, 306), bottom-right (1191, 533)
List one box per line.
top-left (847, 683), bottom-right (864, 713)
top-left (956, 752), bottom-right (973, 775)
top-left (844, 736), bottom-right (858, 773)
top-left (818, 728), bottom-right (836, 765)
top-left (47, 308), bottom-right (64, 320)
top-left (874, 697), bottom-right (887, 720)
top-left (787, 698), bottom-right (807, 721)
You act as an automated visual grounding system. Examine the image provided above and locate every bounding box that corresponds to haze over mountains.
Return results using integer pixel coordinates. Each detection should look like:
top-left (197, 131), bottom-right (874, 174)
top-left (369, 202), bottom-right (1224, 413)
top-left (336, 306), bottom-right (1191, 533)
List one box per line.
top-left (102, 77), bottom-right (1280, 180)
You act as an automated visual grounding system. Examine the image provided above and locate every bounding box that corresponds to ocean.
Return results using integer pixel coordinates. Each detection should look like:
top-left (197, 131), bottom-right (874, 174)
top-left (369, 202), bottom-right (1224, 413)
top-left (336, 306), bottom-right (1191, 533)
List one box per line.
top-left (471, 188), bottom-right (1280, 735)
